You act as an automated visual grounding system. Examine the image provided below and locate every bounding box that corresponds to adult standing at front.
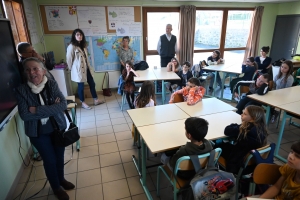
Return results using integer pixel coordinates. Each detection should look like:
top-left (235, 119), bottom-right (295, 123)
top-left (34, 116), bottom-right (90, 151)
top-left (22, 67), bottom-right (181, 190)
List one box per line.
top-left (157, 24), bottom-right (177, 67)
top-left (16, 57), bottom-right (75, 200)
top-left (255, 46), bottom-right (272, 74)
top-left (118, 36), bottom-right (134, 73)
top-left (66, 29), bottom-right (104, 110)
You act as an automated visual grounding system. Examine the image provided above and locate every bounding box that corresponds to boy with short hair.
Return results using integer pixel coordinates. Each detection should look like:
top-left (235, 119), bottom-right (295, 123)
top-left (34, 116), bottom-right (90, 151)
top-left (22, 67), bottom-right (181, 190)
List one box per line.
top-left (169, 77), bottom-right (205, 105)
top-left (260, 141), bottom-right (300, 199)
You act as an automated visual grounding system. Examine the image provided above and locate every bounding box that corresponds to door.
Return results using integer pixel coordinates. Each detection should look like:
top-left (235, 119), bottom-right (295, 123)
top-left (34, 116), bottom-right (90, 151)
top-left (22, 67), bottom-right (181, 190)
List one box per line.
top-left (270, 15), bottom-right (300, 61)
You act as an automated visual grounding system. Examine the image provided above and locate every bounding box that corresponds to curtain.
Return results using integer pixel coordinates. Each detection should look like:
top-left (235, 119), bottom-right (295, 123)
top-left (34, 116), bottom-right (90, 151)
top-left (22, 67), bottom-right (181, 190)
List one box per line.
top-left (178, 5), bottom-right (196, 65)
top-left (243, 6), bottom-right (264, 61)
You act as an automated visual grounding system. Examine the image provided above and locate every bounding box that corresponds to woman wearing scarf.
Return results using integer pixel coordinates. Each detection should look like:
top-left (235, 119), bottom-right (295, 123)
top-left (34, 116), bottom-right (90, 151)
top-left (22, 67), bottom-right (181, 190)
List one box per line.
top-left (16, 57), bottom-right (74, 200)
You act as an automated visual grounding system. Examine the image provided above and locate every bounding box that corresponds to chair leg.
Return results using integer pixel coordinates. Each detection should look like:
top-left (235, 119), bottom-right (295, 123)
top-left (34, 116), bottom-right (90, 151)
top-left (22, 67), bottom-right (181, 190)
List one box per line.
top-left (276, 110), bottom-right (281, 129)
top-left (121, 93), bottom-right (125, 111)
top-left (157, 167), bottom-right (161, 196)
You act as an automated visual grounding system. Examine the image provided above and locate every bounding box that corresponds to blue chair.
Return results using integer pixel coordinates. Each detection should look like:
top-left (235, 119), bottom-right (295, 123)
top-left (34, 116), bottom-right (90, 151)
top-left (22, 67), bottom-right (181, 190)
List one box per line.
top-left (156, 148), bottom-right (222, 200)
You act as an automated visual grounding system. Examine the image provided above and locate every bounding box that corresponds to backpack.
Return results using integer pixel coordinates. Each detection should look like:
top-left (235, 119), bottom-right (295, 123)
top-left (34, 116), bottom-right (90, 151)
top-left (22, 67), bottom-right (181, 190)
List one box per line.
top-left (181, 150), bottom-right (236, 200)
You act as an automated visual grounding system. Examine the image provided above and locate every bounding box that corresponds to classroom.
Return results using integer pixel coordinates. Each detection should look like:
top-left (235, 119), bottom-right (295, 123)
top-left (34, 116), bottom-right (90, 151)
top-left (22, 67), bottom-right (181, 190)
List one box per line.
top-left (1, 0), bottom-right (300, 200)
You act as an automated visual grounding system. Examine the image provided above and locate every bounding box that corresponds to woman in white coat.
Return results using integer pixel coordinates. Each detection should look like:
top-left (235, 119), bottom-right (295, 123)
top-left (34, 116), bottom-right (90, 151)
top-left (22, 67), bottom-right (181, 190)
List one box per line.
top-left (66, 29), bottom-right (104, 109)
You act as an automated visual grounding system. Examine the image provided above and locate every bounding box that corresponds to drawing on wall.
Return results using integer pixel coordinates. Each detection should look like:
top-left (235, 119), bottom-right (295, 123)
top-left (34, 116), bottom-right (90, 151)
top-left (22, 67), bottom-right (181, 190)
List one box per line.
top-left (107, 7), bottom-right (134, 30)
top-left (116, 22), bottom-right (142, 36)
top-left (45, 6), bottom-right (78, 31)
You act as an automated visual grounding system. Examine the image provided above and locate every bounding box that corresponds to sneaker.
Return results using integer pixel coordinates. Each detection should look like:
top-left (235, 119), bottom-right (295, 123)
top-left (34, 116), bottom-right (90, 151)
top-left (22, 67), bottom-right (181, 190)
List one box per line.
top-left (82, 103), bottom-right (92, 110)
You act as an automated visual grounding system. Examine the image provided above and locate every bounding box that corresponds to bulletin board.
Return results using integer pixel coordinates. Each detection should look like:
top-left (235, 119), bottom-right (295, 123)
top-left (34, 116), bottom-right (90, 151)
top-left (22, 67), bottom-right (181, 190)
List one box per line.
top-left (39, 5), bottom-right (141, 34)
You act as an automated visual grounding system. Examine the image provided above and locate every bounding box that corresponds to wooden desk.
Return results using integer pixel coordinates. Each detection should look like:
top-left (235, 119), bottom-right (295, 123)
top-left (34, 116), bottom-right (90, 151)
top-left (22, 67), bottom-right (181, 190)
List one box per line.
top-left (152, 67), bottom-right (180, 104)
top-left (138, 111), bottom-right (241, 153)
top-left (134, 69), bottom-right (157, 82)
top-left (127, 104), bottom-right (189, 127)
top-left (175, 98), bottom-right (236, 117)
top-left (274, 101), bottom-right (300, 162)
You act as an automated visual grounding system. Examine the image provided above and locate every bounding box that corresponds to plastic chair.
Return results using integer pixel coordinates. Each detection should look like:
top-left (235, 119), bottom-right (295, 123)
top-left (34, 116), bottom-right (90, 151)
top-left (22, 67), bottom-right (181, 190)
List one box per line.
top-left (156, 148), bottom-right (222, 200)
top-left (248, 163), bottom-right (281, 195)
top-left (172, 93), bottom-right (184, 103)
top-left (218, 143), bottom-right (275, 200)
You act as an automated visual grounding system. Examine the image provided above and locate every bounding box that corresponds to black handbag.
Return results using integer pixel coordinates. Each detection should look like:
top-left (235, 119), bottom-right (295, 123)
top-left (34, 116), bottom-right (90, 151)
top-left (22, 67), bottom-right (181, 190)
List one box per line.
top-left (50, 110), bottom-right (80, 147)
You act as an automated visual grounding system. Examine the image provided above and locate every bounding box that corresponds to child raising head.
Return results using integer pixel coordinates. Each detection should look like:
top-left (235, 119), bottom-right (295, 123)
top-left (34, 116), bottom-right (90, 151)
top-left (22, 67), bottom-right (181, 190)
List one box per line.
top-left (274, 60), bottom-right (294, 90)
top-left (216, 105), bottom-right (268, 174)
top-left (134, 81), bottom-right (156, 108)
top-left (169, 77), bottom-right (205, 105)
top-left (260, 141), bottom-right (300, 199)
top-left (175, 61), bottom-right (193, 90)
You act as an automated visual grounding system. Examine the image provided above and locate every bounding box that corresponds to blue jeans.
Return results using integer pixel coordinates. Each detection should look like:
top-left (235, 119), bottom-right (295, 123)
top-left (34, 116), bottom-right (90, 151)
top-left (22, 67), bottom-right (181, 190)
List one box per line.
top-left (77, 69), bottom-right (98, 102)
top-left (30, 133), bottom-right (65, 190)
top-left (209, 72), bottom-right (222, 88)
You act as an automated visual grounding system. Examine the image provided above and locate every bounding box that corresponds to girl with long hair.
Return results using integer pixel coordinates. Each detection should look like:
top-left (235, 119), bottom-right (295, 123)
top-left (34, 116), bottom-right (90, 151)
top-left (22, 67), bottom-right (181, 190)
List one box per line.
top-left (134, 81), bottom-right (156, 108)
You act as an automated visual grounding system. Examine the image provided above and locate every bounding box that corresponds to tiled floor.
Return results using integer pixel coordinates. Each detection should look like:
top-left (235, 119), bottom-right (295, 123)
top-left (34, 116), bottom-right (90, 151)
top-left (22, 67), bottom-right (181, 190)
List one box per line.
top-left (11, 86), bottom-right (300, 200)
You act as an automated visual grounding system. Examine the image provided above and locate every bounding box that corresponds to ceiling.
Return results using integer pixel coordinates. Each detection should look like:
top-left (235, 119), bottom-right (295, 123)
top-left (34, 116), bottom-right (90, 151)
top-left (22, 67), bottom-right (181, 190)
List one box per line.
top-left (153, 0), bottom-right (298, 3)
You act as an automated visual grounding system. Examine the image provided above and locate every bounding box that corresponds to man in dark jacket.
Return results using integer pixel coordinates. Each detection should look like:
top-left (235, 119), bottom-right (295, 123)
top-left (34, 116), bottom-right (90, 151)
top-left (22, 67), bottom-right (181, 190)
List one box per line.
top-left (157, 24), bottom-right (177, 67)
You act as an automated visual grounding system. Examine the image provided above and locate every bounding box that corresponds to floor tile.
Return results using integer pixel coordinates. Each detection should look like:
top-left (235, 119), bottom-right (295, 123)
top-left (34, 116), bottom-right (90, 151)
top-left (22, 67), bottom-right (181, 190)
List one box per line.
top-left (111, 117), bottom-right (127, 125)
top-left (95, 113), bottom-right (110, 121)
top-left (80, 115), bottom-right (96, 123)
top-left (78, 145), bottom-right (99, 158)
top-left (97, 126), bottom-right (114, 135)
top-left (118, 139), bottom-right (135, 151)
top-left (110, 112), bottom-right (125, 119)
top-left (127, 176), bottom-right (145, 196)
top-left (29, 165), bottom-right (46, 181)
top-left (98, 142), bottom-right (119, 155)
top-left (123, 162), bottom-right (139, 178)
top-left (80, 121), bottom-right (96, 130)
top-left (95, 108), bottom-right (109, 115)
top-left (102, 179), bottom-right (130, 200)
top-left (64, 159), bottom-right (78, 175)
top-left (77, 168), bottom-right (102, 188)
top-left (96, 119), bottom-right (112, 127)
top-left (125, 117), bottom-right (133, 123)
top-left (101, 164), bottom-right (126, 183)
top-left (80, 110), bottom-right (95, 117)
top-left (78, 156), bottom-right (100, 172)
top-left (115, 131), bottom-right (132, 141)
top-left (48, 190), bottom-right (75, 200)
top-left (76, 184), bottom-right (103, 200)
top-left (113, 124), bottom-right (130, 132)
top-left (80, 128), bottom-right (97, 137)
top-left (13, 179), bottom-right (50, 199)
top-left (120, 149), bottom-right (138, 163)
top-left (80, 136), bottom-right (98, 147)
top-left (100, 152), bottom-right (122, 167)
top-left (97, 133), bottom-right (116, 144)
top-left (108, 107), bottom-right (122, 114)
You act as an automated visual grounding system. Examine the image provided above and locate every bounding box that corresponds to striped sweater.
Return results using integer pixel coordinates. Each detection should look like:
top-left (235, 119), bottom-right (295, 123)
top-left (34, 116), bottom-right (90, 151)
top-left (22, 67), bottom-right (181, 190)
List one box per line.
top-left (16, 79), bottom-right (67, 137)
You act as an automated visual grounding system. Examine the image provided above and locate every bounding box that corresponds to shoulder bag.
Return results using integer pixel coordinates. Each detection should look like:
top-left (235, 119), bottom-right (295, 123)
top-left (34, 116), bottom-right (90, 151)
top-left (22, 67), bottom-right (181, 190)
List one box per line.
top-left (102, 72), bottom-right (112, 96)
top-left (50, 110), bottom-right (80, 147)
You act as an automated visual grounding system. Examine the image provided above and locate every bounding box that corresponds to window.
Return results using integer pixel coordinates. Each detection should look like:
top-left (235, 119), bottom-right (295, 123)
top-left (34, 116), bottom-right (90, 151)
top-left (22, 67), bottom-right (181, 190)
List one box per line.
top-left (3, 0), bottom-right (30, 46)
top-left (194, 8), bottom-right (253, 63)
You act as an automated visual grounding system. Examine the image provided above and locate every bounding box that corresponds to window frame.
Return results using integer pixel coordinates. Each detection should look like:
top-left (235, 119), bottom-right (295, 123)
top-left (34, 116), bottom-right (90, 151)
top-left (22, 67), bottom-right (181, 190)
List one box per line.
top-left (194, 7), bottom-right (254, 57)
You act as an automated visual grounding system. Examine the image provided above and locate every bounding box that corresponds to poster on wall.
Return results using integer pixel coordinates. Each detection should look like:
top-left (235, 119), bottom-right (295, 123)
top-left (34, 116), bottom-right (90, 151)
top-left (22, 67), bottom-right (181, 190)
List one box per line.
top-left (107, 7), bottom-right (134, 30)
top-left (116, 22), bottom-right (142, 36)
top-left (23, 0), bottom-right (39, 44)
top-left (77, 6), bottom-right (107, 36)
top-left (45, 6), bottom-right (78, 31)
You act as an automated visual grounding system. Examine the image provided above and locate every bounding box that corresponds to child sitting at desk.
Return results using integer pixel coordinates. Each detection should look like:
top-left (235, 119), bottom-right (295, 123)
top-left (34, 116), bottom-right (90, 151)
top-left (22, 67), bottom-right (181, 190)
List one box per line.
top-left (122, 60), bottom-right (139, 109)
top-left (215, 105), bottom-right (268, 174)
top-left (169, 77), bottom-right (205, 105)
top-left (134, 81), bottom-right (156, 108)
top-left (173, 61), bottom-right (193, 91)
top-left (207, 50), bottom-right (225, 92)
top-left (259, 141), bottom-right (300, 199)
top-left (234, 73), bottom-right (270, 115)
top-left (162, 117), bottom-right (213, 179)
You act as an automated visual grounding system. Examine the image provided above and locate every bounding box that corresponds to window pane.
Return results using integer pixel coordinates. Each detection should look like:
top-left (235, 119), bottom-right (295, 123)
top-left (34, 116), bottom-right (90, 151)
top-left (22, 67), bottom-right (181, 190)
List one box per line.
top-left (193, 52), bottom-right (213, 65)
top-left (223, 50), bottom-right (245, 65)
top-left (194, 11), bottom-right (223, 50)
top-left (146, 55), bottom-right (160, 69)
top-left (147, 13), bottom-right (179, 51)
top-left (225, 11), bottom-right (253, 48)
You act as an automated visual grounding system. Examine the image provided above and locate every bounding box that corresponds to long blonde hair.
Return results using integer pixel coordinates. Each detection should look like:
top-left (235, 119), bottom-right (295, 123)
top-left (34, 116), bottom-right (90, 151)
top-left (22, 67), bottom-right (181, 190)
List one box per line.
top-left (239, 105), bottom-right (268, 145)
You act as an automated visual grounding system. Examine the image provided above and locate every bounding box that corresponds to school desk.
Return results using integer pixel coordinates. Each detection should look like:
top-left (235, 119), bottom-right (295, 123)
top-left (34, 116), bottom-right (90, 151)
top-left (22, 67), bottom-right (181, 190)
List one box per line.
top-left (152, 67), bottom-right (180, 104)
top-left (175, 97), bottom-right (236, 117)
top-left (274, 101), bottom-right (300, 162)
top-left (134, 69), bottom-right (157, 82)
top-left (134, 111), bottom-right (241, 199)
top-left (203, 63), bottom-right (235, 97)
top-left (248, 86), bottom-right (300, 124)
top-left (127, 103), bottom-right (189, 127)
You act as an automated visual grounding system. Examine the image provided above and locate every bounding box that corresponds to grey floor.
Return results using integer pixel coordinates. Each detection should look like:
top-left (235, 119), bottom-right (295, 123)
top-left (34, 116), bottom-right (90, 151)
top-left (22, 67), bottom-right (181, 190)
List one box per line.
top-left (11, 85), bottom-right (299, 200)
